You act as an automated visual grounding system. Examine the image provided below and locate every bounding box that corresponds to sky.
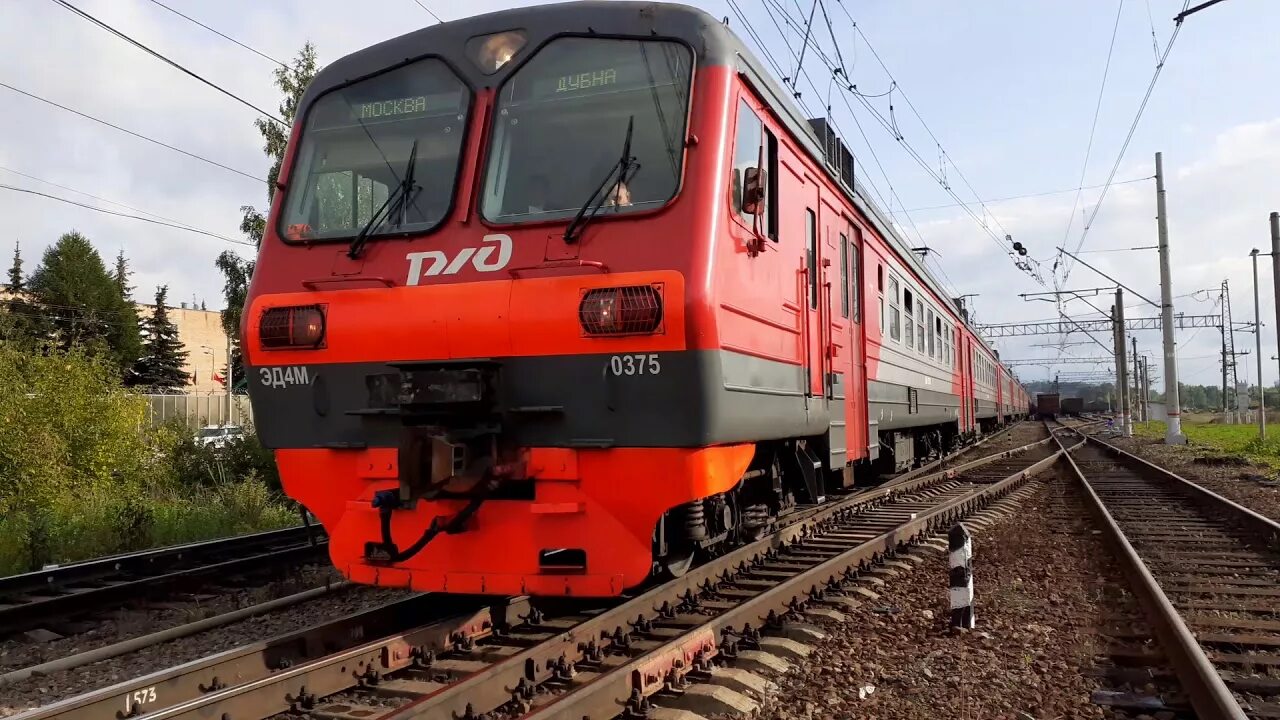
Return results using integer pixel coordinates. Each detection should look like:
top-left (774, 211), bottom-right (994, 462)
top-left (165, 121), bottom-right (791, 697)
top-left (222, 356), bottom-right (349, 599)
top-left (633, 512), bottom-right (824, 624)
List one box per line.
top-left (2, 0), bottom-right (1278, 391)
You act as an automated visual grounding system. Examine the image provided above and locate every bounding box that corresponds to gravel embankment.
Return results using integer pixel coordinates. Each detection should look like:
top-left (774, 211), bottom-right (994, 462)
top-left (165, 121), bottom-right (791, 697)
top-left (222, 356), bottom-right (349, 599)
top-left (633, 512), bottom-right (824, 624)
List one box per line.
top-left (1108, 434), bottom-right (1280, 522)
top-left (757, 471), bottom-right (1155, 720)
top-left (0, 581), bottom-right (415, 717)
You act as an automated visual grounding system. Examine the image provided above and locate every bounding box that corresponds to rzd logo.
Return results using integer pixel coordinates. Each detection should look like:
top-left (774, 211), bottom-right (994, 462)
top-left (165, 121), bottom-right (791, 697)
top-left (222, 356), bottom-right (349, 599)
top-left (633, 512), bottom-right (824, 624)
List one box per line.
top-left (406, 234), bottom-right (512, 286)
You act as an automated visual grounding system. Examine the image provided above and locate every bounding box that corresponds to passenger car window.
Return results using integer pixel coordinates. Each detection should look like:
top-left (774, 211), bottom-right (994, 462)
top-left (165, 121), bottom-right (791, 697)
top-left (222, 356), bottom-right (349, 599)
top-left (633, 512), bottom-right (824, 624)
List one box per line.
top-left (888, 276), bottom-right (900, 342)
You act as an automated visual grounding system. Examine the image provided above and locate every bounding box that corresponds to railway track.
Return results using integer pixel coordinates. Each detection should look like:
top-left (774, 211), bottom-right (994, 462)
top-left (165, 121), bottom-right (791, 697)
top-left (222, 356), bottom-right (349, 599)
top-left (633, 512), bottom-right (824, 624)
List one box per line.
top-left (1054, 427), bottom-right (1280, 720)
top-left (0, 524), bottom-right (328, 637)
top-left (11, 421), bottom-right (1059, 720)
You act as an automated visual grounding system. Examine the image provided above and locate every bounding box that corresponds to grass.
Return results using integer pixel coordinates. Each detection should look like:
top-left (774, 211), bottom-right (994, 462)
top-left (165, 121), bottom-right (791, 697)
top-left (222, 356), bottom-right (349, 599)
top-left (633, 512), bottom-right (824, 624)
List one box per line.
top-left (1132, 417), bottom-right (1280, 469)
top-left (0, 478), bottom-right (298, 575)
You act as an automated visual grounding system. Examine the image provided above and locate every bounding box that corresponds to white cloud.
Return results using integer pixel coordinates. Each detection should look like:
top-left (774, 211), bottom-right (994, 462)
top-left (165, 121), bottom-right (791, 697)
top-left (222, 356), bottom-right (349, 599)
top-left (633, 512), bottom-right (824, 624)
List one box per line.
top-left (1, 0), bottom-right (1274, 394)
top-left (914, 118), bottom-right (1280, 387)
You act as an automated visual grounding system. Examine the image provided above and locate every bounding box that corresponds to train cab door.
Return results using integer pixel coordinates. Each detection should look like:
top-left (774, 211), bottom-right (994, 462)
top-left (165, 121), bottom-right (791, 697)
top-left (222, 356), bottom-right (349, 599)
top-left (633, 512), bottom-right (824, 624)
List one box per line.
top-left (801, 184), bottom-right (825, 404)
top-left (838, 221), bottom-right (867, 476)
top-left (964, 337), bottom-right (976, 433)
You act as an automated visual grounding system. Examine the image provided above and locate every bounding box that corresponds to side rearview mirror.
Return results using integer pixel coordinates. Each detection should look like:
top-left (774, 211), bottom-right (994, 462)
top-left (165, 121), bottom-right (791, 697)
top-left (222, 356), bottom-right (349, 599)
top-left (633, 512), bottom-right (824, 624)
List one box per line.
top-left (742, 166), bottom-right (766, 215)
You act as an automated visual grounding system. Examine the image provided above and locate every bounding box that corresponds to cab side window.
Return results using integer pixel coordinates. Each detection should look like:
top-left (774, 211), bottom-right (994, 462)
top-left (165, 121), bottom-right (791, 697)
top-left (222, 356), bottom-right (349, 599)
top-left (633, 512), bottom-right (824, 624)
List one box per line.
top-left (732, 100), bottom-right (762, 224)
top-left (731, 98), bottom-right (777, 238)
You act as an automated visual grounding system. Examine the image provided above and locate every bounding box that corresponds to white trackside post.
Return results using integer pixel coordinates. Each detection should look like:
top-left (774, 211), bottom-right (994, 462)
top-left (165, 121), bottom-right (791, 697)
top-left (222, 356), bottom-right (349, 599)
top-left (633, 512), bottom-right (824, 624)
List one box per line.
top-left (948, 523), bottom-right (974, 629)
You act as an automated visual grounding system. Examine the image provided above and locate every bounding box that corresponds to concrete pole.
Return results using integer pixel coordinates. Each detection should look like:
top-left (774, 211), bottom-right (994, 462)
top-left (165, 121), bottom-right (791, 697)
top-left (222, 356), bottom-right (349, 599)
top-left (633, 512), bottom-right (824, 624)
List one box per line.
top-left (1114, 289), bottom-right (1131, 436)
top-left (227, 330), bottom-right (235, 426)
top-left (1142, 357), bottom-right (1151, 422)
top-left (1155, 152), bottom-right (1185, 443)
top-left (1131, 336), bottom-right (1140, 425)
top-left (1252, 248), bottom-right (1266, 439)
top-left (1221, 313), bottom-right (1230, 422)
top-left (1271, 212), bottom-right (1280, 397)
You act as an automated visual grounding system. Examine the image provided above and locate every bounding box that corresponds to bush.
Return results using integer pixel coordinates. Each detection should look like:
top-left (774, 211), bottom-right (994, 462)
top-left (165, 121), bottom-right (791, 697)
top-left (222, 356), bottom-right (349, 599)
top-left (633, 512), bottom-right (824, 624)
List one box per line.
top-left (163, 419), bottom-right (281, 494)
top-left (0, 344), bottom-right (296, 574)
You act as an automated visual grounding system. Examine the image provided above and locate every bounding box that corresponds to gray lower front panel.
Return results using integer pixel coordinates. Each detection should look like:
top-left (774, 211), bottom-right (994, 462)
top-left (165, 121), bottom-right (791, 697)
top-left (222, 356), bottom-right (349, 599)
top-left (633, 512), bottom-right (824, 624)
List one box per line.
top-left (867, 379), bottom-right (961, 432)
top-left (247, 349), bottom-right (832, 450)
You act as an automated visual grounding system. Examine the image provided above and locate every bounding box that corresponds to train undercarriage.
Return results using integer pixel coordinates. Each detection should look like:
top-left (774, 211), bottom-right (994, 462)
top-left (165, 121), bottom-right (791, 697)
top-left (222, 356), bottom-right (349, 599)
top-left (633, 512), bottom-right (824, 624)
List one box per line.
top-left (648, 413), bottom-right (1020, 579)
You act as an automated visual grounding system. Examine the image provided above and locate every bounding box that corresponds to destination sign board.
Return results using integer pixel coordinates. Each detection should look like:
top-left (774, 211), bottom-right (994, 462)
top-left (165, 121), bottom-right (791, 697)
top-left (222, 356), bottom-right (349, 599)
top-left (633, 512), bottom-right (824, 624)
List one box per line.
top-left (358, 95), bottom-right (429, 119)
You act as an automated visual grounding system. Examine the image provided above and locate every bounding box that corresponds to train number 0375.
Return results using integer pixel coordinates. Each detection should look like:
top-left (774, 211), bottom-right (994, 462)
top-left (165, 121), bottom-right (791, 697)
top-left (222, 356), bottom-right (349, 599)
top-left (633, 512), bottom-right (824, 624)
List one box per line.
top-left (609, 354), bottom-right (661, 376)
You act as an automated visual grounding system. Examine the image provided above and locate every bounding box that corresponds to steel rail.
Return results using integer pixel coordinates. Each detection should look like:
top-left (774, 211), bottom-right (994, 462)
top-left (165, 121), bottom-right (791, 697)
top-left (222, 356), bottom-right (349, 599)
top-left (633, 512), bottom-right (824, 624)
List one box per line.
top-left (0, 543), bottom-right (328, 634)
top-left (8, 422), bottom-right (1046, 720)
top-left (0, 524), bottom-right (325, 594)
top-left (1085, 433), bottom-right (1280, 542)
top-left (102, 599), bottom-right (523, 720)
top-left (0, 524), bottom-right (329, 634)
top-left (3, 590), bottom-right (475, 720)
top-left (515, 445), bottom-right (1067, 720)
top-left (1052, 429), bottom-right (1250, 720)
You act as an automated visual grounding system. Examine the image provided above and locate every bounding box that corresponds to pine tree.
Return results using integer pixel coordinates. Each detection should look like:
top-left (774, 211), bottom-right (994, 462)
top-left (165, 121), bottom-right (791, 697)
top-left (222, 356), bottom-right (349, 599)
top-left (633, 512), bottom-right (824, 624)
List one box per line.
top-left (28, 231), bottom-right (142, 374)
top-left (112, 249), bottom-right (134, 301)
top-left (133, 285), bottom-right (190, 391)
top-left (7, 241), bottom-right (24, 293)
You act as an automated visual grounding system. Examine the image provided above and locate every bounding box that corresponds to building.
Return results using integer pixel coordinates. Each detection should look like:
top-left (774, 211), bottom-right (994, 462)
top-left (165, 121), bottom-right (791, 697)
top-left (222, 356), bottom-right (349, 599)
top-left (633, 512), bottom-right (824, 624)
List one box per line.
top-left (134, 302), bottom-right (232, 394)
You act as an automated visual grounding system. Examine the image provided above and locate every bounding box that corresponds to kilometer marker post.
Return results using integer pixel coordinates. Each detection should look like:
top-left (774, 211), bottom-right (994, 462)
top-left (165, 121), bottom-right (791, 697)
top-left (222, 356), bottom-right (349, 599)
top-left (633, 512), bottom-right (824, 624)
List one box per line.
top-left (948, 523), bottom-right (974, 629)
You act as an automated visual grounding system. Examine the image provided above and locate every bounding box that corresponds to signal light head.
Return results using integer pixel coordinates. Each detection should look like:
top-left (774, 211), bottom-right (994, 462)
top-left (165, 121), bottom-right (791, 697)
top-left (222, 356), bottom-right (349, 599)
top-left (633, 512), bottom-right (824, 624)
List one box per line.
top-left (468, 30), bottom-right (526, 74)
top-left (579, 286), bottom-right (663, 336)
top-left (260, 305), bottom-right (326, 349)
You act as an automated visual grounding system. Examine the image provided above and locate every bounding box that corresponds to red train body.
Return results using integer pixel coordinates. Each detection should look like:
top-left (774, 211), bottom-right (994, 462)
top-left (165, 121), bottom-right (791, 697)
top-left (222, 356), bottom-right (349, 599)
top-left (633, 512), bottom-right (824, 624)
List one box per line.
top-left (243, 0), bottom-right (1027, 597)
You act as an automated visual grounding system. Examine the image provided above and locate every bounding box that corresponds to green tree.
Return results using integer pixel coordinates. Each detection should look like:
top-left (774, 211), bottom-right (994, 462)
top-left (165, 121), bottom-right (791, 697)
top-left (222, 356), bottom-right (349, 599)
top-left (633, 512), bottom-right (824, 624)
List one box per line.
top-left (218, 43), bottom-right (319, 385)
top-left (28, 231), bottom-right (141, 374)
top-left (132, 285), bottom-right (190, 391)
top-left (0, 344), bottom-right (154, 569)
top-left (6, 241), bottom-right (23, 293)
top-left (112, 248), bottom-right (134, 301)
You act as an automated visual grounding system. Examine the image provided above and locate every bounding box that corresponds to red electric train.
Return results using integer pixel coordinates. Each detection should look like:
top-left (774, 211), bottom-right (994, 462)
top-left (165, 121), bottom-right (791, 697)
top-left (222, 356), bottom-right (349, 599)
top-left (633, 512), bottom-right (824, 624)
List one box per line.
top-left (242, 0), bottom-right (1028, 597)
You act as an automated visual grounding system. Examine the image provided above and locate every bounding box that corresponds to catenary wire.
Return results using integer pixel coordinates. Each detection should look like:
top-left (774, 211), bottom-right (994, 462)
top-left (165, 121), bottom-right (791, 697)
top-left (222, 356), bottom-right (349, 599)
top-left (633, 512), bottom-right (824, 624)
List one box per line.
top-left (0, 81), bottom-right (266, 184)
top-left (48, 0), bottom-right (286, 126)
top-left (145, 0), bottom-right (286, 68)
top-left (809, 2), bottom-right (1042, 282)
top-left (0, 165), bottom-right (211, 228)
top-left (743, 2), bottom-right (961, 296)
top-left (0, 183), bottom-right (256, 247)
top-left (1059, 0), bottom-right (1127, 288)
top-left (410, 0), bottom-right (445, 23)
top-left (899, 176), bottom-right (1153, 212)
top-left (1063, 0), bottom-right (1192, 281)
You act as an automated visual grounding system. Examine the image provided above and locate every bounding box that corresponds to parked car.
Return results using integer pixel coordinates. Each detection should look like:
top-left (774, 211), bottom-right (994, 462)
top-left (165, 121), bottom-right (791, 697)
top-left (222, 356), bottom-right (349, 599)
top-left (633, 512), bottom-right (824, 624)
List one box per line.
top-left (196, 424), bottom-right (245, 448)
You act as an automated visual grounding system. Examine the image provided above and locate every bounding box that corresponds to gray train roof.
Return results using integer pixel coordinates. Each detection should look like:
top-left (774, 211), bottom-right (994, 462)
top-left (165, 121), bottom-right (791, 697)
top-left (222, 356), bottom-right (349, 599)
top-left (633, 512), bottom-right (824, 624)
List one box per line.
top-left (298, 0), bottom-right (978, 341)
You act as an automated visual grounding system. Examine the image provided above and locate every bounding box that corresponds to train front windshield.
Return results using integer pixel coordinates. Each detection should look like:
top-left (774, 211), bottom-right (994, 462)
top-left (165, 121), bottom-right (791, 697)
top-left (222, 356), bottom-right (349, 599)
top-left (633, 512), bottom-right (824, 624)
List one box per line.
top-left (279, 59), bottom-right (470, 242)
top-left (481, 37), bottom-right (693, 223)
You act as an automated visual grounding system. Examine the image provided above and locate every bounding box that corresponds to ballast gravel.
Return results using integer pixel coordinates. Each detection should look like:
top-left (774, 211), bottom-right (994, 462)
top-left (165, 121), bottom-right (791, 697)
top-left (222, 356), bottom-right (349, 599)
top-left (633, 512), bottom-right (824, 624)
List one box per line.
top-left (755, 472), bottom-right (1149, 720)
top-left (0, 580), bottom-right (415, 717)
top-left (0, 564), bottom-right (344, 673)
top-left (1108, 433), bottom-right (1280, 523)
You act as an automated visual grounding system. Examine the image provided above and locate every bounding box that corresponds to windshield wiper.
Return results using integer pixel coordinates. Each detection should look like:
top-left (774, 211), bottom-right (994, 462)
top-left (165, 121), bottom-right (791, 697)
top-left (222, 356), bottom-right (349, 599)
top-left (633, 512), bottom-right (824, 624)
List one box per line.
top-left (348, 139), bottom-right (421, 259)
top-left (563, 116), bottom-right (638, 244)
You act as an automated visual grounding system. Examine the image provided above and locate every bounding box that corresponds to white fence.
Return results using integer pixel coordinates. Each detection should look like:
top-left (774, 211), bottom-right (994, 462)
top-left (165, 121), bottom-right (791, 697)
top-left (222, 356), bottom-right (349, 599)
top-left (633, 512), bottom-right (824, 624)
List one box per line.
top-left (143, 393), bottom-right (254, 429)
